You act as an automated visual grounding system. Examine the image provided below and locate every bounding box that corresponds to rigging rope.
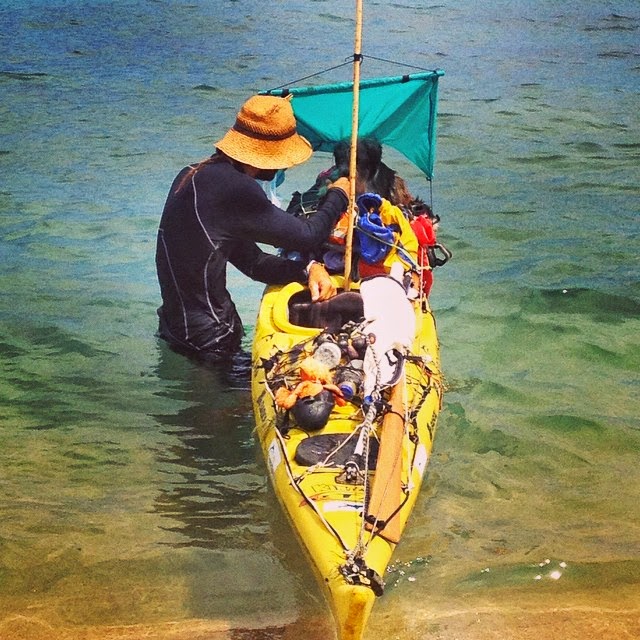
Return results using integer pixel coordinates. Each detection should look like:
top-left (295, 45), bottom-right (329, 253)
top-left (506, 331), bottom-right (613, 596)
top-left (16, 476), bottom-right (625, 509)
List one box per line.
top-left (267, 59), bottom-right (353, 92)
top-left (273, 426), bottom-right (352, 553)
top-left (267, 55), bottom-right (439, 92)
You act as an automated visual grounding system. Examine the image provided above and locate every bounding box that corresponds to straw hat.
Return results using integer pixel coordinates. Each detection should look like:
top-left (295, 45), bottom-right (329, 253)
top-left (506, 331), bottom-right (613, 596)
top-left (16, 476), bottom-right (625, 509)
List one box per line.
top-left (215, 95), bottom-right (312, 170)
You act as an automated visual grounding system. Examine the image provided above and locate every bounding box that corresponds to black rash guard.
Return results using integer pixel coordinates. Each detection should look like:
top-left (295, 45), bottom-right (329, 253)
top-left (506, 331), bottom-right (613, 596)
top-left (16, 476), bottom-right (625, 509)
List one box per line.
top-left (155, 159), bottom-right (348, 359)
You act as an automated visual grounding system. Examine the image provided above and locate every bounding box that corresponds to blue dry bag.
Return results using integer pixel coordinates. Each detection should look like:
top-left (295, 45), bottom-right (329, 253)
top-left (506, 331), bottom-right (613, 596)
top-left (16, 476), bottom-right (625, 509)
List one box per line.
top-left (356, 193), bottom-right (395, 265)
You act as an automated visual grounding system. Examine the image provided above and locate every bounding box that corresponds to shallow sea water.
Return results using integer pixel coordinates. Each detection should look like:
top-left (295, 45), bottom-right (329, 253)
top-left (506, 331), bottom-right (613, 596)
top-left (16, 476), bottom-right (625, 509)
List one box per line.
top-left (0, 1), bottom-right (639, 639)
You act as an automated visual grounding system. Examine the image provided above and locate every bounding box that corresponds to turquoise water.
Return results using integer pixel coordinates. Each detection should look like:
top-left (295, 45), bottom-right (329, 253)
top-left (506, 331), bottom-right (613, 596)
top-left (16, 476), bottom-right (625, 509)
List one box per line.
top-left (1, 1), bottom-right (638, 639)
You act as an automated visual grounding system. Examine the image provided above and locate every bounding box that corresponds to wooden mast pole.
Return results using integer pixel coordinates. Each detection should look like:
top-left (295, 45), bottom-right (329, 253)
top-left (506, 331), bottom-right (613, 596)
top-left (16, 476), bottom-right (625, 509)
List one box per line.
top-left (343, 0), bottom-right (363, 291)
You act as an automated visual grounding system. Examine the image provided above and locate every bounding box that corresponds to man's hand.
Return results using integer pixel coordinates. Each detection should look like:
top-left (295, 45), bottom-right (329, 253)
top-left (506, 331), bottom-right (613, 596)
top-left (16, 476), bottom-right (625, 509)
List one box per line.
top-left (327, 176), bottom-right (350, 199)
top-left (307, 262), bottom-right (336, 301)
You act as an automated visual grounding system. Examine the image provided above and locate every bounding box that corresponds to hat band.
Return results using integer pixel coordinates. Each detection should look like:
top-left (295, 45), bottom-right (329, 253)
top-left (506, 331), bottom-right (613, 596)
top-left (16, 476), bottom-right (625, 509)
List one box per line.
top-left (232, 119), bottom-right (297, 141)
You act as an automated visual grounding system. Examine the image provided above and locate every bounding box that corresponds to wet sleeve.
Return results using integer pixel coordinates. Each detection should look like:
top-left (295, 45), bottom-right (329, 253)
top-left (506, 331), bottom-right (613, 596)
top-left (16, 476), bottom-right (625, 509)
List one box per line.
top-left (229, 180), bottom-right (348, 252)
top-left (228, 240), bottom-right (307, 285)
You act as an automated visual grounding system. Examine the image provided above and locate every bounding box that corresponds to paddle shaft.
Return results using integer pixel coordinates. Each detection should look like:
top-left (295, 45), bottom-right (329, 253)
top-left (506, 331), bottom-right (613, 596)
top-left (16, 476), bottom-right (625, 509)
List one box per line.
top-left (366, 378), bottom-right (405, 543)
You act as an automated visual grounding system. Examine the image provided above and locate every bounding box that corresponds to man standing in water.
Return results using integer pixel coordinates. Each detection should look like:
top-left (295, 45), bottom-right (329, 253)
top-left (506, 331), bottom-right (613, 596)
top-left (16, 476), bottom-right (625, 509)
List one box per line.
top-left (156, 94), bottom-right (349, 363)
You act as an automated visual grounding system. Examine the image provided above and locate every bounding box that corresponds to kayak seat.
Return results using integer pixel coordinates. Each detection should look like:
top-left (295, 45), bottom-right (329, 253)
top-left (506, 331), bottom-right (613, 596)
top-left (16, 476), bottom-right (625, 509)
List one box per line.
top-left (295, 433), bottom-right (379, 468)
top-left (288, 290), bottom-right (364, 333)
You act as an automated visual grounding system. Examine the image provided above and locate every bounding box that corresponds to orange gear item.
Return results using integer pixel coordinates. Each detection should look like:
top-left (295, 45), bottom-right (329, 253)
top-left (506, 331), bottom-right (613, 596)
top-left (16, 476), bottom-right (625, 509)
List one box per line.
top-left (328, 210), bottom-right (350, 246)
top-left (299, 356), bottom-right (333, 384)
top-left (274, 386), bottom-right (298, 410)
top-left (295, 380), bottom-right (325, 398)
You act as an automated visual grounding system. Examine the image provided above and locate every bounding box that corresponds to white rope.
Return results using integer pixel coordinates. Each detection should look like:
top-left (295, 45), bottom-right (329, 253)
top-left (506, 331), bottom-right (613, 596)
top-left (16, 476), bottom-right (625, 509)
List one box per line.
top-left (272, 425), bottom-right (352, 553)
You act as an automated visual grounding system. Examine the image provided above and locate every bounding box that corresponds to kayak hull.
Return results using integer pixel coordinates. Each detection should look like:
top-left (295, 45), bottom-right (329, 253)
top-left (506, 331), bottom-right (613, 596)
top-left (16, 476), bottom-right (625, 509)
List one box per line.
top-left (251, 278), bottom-right (442, 639)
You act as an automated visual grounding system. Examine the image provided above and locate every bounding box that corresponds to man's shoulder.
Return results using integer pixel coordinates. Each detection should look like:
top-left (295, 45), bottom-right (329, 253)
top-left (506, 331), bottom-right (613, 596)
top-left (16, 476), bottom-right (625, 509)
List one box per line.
top-left (197, 160), bottom-right (252, 187)
top-left (192, 160), bottom-right (266, 212)
top-left (197, 159), bottom-right (235, 175)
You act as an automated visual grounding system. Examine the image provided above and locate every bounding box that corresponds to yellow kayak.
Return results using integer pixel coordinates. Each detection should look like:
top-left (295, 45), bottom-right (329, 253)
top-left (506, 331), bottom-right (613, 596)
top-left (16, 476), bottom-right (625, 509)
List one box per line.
top-left (251, 273), bottom-right (443, 639)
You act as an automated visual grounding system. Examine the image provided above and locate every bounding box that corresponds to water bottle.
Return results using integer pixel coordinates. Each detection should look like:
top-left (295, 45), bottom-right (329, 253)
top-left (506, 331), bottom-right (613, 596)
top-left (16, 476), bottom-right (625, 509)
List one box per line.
top-left (313, 341), bottom-right (342, 369)
top-left (336, 362), bottom-right (364, 401)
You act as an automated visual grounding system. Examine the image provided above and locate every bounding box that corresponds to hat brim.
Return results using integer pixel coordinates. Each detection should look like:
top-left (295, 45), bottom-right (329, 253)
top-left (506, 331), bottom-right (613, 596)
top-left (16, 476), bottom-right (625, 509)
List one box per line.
top-left (215, 129), bottom-right (313, 170)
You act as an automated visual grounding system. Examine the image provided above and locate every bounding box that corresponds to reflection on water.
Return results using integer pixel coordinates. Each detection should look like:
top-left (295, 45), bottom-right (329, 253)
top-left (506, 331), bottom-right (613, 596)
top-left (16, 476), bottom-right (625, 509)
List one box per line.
top-left (148, 347), bottom-right (301, 624)
top-left (152, 348), bottom-right (263, 551)
top-left (145, 347), bottom-right (336, 637)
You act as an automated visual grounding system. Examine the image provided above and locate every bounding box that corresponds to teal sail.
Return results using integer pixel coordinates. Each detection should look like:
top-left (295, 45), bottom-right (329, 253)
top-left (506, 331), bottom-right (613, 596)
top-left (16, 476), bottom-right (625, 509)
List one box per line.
top-left (263, 70), bottom-right (444, 180)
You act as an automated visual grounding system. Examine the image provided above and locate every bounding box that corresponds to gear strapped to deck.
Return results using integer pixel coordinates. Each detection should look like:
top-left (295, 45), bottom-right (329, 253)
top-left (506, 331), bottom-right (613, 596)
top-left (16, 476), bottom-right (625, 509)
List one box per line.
top-left (256, 276), bottom-right (442, 593)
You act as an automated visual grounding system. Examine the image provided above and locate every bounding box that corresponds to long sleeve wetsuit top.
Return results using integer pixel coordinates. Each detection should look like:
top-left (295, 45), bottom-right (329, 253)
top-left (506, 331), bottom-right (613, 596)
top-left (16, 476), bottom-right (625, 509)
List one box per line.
top-left (155, 159), bottom-right (348, 358)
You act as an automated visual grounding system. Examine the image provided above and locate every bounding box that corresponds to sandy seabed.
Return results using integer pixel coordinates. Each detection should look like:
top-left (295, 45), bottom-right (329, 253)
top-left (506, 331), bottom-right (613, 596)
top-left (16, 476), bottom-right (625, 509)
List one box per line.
top-left (1, 607), bottom-right (639, 640)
